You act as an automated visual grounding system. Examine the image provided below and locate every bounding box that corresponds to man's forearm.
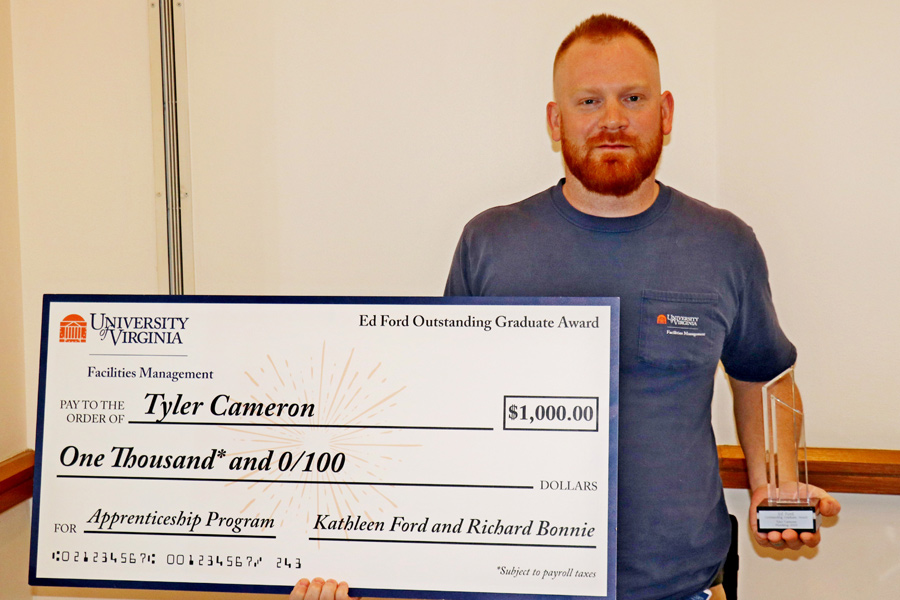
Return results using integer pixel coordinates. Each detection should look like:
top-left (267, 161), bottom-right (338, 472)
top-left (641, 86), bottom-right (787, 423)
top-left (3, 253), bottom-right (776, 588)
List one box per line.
top-left (729, 376), bottom-right (770, 490)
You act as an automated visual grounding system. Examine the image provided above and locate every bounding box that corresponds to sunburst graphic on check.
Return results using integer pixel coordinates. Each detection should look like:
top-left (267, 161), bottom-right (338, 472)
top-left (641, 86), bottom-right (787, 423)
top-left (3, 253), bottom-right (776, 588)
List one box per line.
top-left (219, 341), bottom-right (417, 535)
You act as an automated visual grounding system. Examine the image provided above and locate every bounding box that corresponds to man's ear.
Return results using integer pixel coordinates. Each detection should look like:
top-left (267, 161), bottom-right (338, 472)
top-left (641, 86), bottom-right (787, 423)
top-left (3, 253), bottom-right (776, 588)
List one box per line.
top-left (660, 91), bottom-right (674, 136)
top-left (547, 101), bottom-right (562, 142)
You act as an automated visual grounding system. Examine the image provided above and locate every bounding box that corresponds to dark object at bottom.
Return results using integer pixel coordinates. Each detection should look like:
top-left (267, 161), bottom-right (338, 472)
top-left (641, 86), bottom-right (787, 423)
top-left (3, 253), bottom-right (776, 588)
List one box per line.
top-left (720, 514), bottom-right (739, 599)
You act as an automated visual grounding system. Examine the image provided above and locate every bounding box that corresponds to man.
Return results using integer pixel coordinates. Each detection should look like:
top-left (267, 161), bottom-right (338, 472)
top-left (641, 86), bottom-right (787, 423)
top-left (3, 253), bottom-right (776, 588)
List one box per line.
top-left (292, 13), bottom-right (840, 600)
top-left (442, 13), bottom-right (840, 600)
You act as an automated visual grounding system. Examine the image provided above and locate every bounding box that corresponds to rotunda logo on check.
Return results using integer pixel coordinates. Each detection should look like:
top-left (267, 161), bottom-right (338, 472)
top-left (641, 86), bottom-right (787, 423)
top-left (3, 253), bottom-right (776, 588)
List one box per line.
top-left (59, 314), bottom-right (87, 343)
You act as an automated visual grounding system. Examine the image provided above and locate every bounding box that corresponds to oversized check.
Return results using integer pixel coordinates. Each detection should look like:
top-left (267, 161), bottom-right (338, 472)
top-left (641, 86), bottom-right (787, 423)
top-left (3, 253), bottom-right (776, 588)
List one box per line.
top-left (30, 295), bottom-right (620, 599)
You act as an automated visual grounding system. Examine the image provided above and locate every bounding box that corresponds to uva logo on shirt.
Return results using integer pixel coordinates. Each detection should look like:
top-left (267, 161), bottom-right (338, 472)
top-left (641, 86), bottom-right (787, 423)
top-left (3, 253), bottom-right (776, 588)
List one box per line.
top-left (657, 313), bottom-right (706, 337)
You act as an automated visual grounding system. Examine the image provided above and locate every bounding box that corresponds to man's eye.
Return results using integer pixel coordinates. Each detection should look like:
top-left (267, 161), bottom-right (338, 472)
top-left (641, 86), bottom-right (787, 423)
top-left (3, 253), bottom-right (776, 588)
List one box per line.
top-left (625, 95), bottom-right (641, 102)
top-left (582, 99), bottom-right (595, 105)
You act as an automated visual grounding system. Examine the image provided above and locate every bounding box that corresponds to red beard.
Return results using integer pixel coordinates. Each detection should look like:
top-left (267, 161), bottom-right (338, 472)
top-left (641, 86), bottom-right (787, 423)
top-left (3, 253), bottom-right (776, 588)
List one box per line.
top-left (561, 125), bottom-right (663, 197)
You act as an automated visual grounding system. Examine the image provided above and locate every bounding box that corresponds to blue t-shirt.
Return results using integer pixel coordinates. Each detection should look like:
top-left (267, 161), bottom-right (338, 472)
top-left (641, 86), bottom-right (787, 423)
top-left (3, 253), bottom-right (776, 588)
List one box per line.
top-left (444, 180), bottom-right (796, 600)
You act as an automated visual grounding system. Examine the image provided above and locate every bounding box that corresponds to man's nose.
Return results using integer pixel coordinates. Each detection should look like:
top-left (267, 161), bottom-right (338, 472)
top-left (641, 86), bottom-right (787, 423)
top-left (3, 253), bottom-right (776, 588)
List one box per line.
top-left (600, 100), bottom-right (627, 130)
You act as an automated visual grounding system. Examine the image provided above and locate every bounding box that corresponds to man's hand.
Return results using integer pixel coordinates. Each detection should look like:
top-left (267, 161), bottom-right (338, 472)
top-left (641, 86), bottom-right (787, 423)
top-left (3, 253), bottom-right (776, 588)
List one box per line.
top-left (290, 578), bottom-right (358, 600)
top-left (749, 484), bottom-right (841, 550)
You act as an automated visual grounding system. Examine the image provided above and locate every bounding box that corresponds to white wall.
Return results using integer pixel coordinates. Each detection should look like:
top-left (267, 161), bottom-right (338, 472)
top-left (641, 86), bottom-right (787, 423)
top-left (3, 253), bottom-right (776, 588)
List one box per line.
top-left (1, 0), bottom-right (30, 596)
top-left (182, 0), bottom-right (719, 297)
top-left (11, 0), bottom-right (161, 442)
top-left (7, 3), bottom-right (157, 596)
top-left (712, 1), bottom-right (900, 450)
top-left (4, 1), bottom-right (899, 598)
top-left (713, 3), bottom-right (900, 593)
top-left (0, 0), bottom-right (25, 460)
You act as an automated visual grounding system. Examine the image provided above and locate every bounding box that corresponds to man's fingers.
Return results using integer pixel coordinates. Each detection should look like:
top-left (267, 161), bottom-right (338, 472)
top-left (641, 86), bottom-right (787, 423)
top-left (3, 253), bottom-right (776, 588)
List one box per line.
top-left (764, 529), bottom-right (802, 550)
top-left (290, 579), bottom-right (310, 600)
top-left (759, 527), bottom-right (823, 551)
top-left (335, 581), bottom-right (359, 600)
top-left (291, 578), bottom-right (357, 600)
top-left (780, 528), bottom-right (804, 551)
top-left (799, 531), bottom-right (821, 548)
top-left (320, 578), bottom-right (338, 600)
top-left (759, 530), bottom-right (785, 549)
top-left (819, 494), bottom-right (842, 517)
top-left (304, 577), bottom-right (326, 600)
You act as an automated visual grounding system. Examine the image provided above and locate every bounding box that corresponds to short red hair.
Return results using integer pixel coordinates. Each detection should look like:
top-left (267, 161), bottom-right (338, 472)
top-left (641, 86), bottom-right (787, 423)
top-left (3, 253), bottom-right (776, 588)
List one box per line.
top-left (554, 14), bottom-right (658, 73)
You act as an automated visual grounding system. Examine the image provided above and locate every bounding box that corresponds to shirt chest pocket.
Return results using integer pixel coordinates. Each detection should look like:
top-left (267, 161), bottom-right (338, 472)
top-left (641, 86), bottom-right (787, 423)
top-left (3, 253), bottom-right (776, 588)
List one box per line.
top-left (638, 290), bottom-right (728, 370)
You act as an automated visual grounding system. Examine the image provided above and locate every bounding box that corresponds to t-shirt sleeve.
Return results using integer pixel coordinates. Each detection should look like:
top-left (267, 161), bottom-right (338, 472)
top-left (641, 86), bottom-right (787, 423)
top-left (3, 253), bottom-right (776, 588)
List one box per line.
top-left (443, 230), bottom-right (473, 297)
top-left (720, 233), bottom-right (797, 381)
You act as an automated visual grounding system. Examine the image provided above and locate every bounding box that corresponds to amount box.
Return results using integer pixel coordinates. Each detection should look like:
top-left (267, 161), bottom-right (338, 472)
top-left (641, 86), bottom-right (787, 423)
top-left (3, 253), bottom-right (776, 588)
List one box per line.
top-left (503, 395), bottom-right (599, 432)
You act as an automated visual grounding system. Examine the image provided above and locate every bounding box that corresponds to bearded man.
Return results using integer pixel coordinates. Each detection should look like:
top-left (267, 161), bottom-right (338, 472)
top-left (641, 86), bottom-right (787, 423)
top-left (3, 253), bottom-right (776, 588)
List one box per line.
top-left (443, 13), bottom-right (840, 600)
top-left (290, 13), bottom-right (841, 600)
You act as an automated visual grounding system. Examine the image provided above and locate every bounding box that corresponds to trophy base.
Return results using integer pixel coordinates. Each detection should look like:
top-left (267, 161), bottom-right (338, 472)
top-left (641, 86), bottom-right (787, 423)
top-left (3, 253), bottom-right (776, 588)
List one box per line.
top-left (757, 497), bottom-right (820, 534)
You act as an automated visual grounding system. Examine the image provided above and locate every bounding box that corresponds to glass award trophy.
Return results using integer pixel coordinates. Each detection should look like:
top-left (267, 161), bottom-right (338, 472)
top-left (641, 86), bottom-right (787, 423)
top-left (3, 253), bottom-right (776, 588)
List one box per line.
top-left (756, 366), bottom-right (820, 533)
